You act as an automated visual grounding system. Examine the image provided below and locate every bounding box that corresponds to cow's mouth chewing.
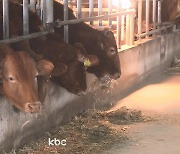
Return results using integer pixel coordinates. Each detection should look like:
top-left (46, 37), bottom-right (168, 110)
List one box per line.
top-left (100, 74), bottom-right (112, 88)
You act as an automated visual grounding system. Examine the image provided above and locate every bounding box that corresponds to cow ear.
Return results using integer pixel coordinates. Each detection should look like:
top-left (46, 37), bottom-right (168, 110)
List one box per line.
top-left (77, 52), bottom-right (99, 67)
top-left (51, 62), bottom-right (67, 76)
top-left (103, 29), bottom-right (114, 39)
top-left (37, 60), bottom-right (54, 76)
top-left (86, 55), bottom-right (99, 67)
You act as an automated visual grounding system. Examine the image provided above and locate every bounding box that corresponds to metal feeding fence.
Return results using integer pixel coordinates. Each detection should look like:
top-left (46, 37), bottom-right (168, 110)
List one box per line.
top-left (0, 0), bottom-right (175, 49)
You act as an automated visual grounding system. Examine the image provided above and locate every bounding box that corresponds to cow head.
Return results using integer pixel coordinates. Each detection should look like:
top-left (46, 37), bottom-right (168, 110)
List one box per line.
top-left (0, 43), bottom-right (55, 113)
top-left (87, 29), bottom-right (121, 81)
top-left (59, 43), bottom-right (99, 95)
top-left (45, 34), bottom-right (99, 95)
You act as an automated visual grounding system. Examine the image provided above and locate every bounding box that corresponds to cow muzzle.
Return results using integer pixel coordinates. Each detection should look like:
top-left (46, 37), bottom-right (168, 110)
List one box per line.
top-left (24, 101), bottom-right (41, 113)
top-left (111, 72), bottom-right (121, 80)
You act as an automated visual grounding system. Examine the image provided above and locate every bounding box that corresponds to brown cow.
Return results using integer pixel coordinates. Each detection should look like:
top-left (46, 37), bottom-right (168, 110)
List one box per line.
top-left (4, 1), bottom-right (99, 95)
top-left (53, 1), bottom-right (121, 81)
top-left (0, 43), bottom-right (54, 113)
top-left (29, 33), bottom-right (99, 95)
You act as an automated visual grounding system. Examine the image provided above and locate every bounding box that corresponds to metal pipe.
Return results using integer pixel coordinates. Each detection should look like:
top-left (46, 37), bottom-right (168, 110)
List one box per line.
top-left (30, 0), bottom-right (36, 12)
top-left (46, 0), bottom-right (54, 30)
top-left (146, 0), bottom-right (150, 38)
top-left (0, 31), bottom-right (50, 44)
top-left (77, 0), bottom-right (82, 19)
top-left (55, 10), bottom-right (136, 27)
top-left (108, 0), bottom-right (112, 26)
top-left (129, 12), bottom-right (135, 46)
top-left (121, 15), bottom-right (125, 41)
top-left (158, 0), bottom-right (161, 27)
top-left (98, 0), bottom-right (102, 26)
top-left (41, 0), bottom-right (46, 27)
top-left (89, 0), bottom-right (94, 25)
top-left (3, 0), bottom-right (9, 39)
top-left (64, 0), bottom-right (69, 43)
top-left (153, 0), bottom-right (157, 31)
top-left (0, 24), bottom-right (173, 45)
top-left (138, 0), bottom-right (142, 40)
top-left (126, 14), bottom-right (130, 45)
top-left (139, 24), bottom-right (174, 38)
top-left (23, 0), bottom-right (29, 35)
top-left (36, 0), bottom-right (41, 16)
top-left (116, 1), bottom-right (121, 49)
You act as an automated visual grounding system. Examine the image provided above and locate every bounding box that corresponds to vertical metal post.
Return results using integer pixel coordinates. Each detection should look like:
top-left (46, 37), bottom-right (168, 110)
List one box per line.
top-left (77, 0), bottom-right (82, 19)
top-left (36, 0), bottom-right (41, 16)
top-left (129, 12), bottom-right (135, 46)
top-left (64, 0), bottom-right (69, 43)
top-left (126, 14), bottom-right (130, 45)
top-left (41, 0), bottom-right (46, 27)
top-left (46, 0), bottom-right (54, 30)
top-left (121, 15), bottom-right (125, 42)
top-left (153, 0), bottom-right (157, 31)
top-left (3, 0), bottom-right (9, 39)
top-left (157, 0), bottom-right (161, 28)
top-left (117, 1), bottom-right (121, 49)
top-left (138, 0), bottom-right (142, 40)
top-left (146, 0), bottom-right (150, 38)
top-left (23, 0), bottom-right (29, 35)
top-left (98, 0), bottom-right (102, 26)
top-left (30, 0), bottom-right (36, 12)
top-left (108, 0), bottom-right (112, 26)
top-left (89, 0), bottom-right (94, 25)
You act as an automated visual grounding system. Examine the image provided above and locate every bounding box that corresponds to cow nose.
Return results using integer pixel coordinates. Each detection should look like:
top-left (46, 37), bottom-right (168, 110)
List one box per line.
top-left (112, 72), bottom-right (121, 80)
top-left (25, 101), bottom-right (41, 113)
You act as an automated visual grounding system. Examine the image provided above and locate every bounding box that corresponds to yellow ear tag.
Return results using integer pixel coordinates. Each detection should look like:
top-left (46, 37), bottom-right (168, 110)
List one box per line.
top-left (84, 59), bottom-right (91, 67)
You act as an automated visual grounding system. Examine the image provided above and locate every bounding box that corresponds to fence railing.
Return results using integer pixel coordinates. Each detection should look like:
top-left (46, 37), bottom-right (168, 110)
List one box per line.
top-left (0, 0), bottom-right (175, 49)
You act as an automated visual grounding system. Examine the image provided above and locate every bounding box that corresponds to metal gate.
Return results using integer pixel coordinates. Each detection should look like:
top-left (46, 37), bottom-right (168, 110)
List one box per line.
top-left (0, 0), bottom-right (175, 49)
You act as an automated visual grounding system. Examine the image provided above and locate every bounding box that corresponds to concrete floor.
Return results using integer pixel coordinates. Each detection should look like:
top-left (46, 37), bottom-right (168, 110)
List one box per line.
top-left (103, 68), bottom-right (180, 154)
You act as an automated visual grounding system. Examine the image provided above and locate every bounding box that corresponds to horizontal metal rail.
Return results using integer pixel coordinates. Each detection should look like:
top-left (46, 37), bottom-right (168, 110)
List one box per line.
top-left (55, 9), bottom-right (136, 27)
top-left (139, 24), bottom-right (174, 38)
top-left (0, 31), bottom-right (51, 44)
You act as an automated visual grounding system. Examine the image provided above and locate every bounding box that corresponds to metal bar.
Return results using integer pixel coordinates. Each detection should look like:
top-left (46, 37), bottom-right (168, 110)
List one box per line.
top-left (41, 0), bottom-right (46, 27)
top-left (77, 0), bottom-right (82, 19)
top-left (129, 12), bottom-right (135, 46)
top-left (30, 0), bottom-right (36, 12)
top-left (108, 0), bottom-right (112, 26)
top-left (23, 0), bottom-right (29, 35)
top-left (116, 1), bottom-right (121, 49)
top-left (3, 0), bottom-right (9, 39)
top-left (64, 0), bottom-right (69, 43)
top-left (98, 0), bottom-right (102, 26)
top-left (46, 0), bottom-right (54, 30)
top-left (146, 0), bottom-right (150, 38)
top-left (126, 15), bottom-right (130, 45)
top-left (139, 24), bottom-right (174, 38)
top-left (0, 24), bottom-right (173, 45)
top-left (121, 15), bottom-right (125, 42)
top-left (157, 0), bottom-right (161, 26)
top-left (0, 31), bottom-right (50, 44)
top-left (89, 0), bottom-right (94, 25)
top-left (55, 10), bottom-right (135, 27)
top-left (36, 0), bottom-right (41, 16)
top-left (153, 0), bottom-right (157, 31)
top-left (138, 0), bottom-right (142, 40)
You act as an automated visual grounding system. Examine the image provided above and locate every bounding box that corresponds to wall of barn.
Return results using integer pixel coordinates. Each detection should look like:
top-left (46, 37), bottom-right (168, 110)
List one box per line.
top-left (1, 31), bottom-right (180, 152)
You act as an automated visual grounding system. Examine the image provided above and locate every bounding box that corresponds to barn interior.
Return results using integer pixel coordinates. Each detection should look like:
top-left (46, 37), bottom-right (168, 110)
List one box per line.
top-left (1, 0), bottom-right (180, 153)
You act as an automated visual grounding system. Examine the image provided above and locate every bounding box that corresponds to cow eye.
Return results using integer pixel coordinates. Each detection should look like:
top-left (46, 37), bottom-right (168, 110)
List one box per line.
top-left (109, 47), bottom-right (116, 55)
top-left (8, 77), bottom-right (14, 82)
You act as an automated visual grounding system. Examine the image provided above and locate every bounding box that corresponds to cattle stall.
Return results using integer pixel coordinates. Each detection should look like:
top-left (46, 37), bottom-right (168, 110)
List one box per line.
top-left (0, 0), bottom-right (180, 153)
